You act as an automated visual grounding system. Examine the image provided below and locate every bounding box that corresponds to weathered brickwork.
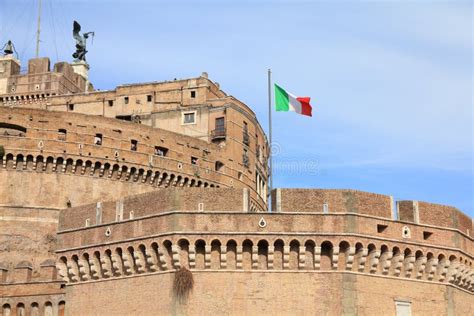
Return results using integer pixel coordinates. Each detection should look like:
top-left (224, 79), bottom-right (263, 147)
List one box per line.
top-left (0, 55), bottom-right (472, 315)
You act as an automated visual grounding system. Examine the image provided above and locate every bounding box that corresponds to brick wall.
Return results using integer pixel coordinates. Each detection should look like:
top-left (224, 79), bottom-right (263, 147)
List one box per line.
top-left (273, 188), bottom-right (393, 218)
top-left (62, 271), bottom-right (472, 315)
top-left (59, 188), bottom-right (248, 231)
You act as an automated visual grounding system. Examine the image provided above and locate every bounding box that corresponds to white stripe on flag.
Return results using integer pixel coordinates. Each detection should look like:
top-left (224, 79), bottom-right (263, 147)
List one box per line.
top-left (287, 92), bottom-right (302, 114)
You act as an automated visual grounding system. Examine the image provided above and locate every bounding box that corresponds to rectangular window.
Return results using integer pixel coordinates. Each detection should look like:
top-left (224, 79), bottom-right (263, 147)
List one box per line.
top-left (108, 100), bottom-right (114, 107)
top-left (94, 134), bottom-right (103, 146)
top-left (116, 115), bottom-right (132, 122)
top-left (215, 117), bottom-right (225, 130)
top-left (242, 149), bottom-right (249, 168)
top-left (395, 301), bottom-right (411, 316)
top-left (190, 91), bottom-right (196, 98)
top-left (183, 112), bottom-right (196, 124)
top-left (377, 224), bottom-right (388, 233)
top-left (423, 231), bottom-right (433, 240)
top-left (68, 104), bottom-right (74, 111)
top-left (243, 121), bottom-right (249, 146)
top-left (58, 129), bottom-right (67, 141)
top-left (323, 203), bottom-right (329, 214)
top-left (191, 156), bottom-right (198, 165)
top-left (124, 96), bottom-right (129, 104)
top-left (131, 139), bottom-right (138, 151)
top-left (147, 95), bottom-right (152, 102)
top-left (154, 146), bottom-right (168, 157)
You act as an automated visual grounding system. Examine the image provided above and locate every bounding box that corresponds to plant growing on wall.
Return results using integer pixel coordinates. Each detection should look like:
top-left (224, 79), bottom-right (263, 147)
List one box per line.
top-left (173, 267), bottom-right (194, 302)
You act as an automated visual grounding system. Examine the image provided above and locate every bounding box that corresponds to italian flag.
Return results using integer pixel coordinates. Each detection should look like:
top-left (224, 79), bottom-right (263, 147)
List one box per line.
top-left (274, 84), bottom-right (312, 117)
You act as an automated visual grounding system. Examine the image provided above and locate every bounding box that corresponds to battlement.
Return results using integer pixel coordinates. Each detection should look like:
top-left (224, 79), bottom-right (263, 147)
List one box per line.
top-left (272, 189), bottom-right (472, 235)
top-left (272, 188), bottom-right (393, 218)
top-left (59, 188), bottom-right (252, 231)
top-left (0, 56), bottom-right (91, 99)
top-left (0, 259), bottom-right (60, 284)
top-left (398, 200), bottom-right (472, 235)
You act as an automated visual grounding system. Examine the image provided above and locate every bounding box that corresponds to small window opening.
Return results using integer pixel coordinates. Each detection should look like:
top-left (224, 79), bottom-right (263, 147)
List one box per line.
top-left (58, 129), bottom-right (67, 141)
top-left (94, 134), bottom-right (103, 146)
top-left (377, 224), bottom-right (388, 233)
top-left (402, 226), bottom-right (411, 238)
top-left (423, 231), bottom-right (433, 240)
top-left (147, 95), bottom-right (152, 102)
top-left (395, 301), bottom-right (411, 316)
top-left (191, 156), bottom-right (198, 165)
top-left (108, 100), bottom-right (114, 107)
top-left (154, 146), bottom-right (168, 156)
top-left (215, 161), bottom-right (224, 171)
top-left (116, 115), bottom-right (132, 122)
top-left (323, 203), bottom-right (329, 214)
top-left (68, 104), bottom-right (74, 111)
top-left (242, 148), bottom-right (249, 168)
top-left (243, 121), bottom-right (249, 145)
top-left (124, 96), bottom-right (129, 104)
top-left (238, 172), bottom-right (243, 181)
top-left (190, 91), bottom-right (196, 98)
top-left (183, 112), bottom-right (196, 124)
top-left (131, 139), bottom-right (138, 151)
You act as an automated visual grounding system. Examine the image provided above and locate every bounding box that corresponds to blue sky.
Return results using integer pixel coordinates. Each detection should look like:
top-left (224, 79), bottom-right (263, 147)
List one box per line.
top-left (1, 0), bottom-right (472, 215)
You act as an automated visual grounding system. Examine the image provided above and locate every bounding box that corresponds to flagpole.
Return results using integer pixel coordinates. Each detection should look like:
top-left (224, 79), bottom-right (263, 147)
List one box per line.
top-left (35, 0), bottom-right (43, 58)
top-left (267, 69), bottom-right (273, 207)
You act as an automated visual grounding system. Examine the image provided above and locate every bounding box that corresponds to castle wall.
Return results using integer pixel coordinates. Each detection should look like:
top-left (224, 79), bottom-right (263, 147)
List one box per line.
top-left (274, 189), bottom-right (473, 235)
top-left (0, 106), bottom-right (266, 211)
top-left (0, 57), bottom-right (88, 101)
top-left (60, 271), bottom-right (472, 316)
top-left (56, 208), bottom-right (472, 255)
top-left (1, 54), bottom-right (471, 315)
top-left (53, 187), bottom-right (472, 315)
top-left (273, 188), bottom-right (393, 218)
top-left (59, 188), bottom-right (249, 231)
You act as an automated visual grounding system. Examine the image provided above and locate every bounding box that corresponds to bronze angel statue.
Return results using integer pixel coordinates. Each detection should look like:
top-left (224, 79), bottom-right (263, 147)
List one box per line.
top-left (72, 21), bottom-right (94, 62)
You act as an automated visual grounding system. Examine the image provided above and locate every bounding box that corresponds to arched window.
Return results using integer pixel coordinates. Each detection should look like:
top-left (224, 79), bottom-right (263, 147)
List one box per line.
top-left (257, 240), bottom-right (269, 270)
top-left (44, 302), bottom-right (53, 316)
top-left (58, 301), bottom-right (66, 316)
top-left (321, 241), bottom-right (333, 270)
top-left (2, 304), bottom-right (11, 316)
top-left (30, 303), bottom-right (39, 316)
top-left (15, 303), bottom-right (25, 316)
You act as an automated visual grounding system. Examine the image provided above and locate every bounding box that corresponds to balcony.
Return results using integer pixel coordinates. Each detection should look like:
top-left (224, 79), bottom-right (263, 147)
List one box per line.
top-left (211, 128), bottom-right (226, 141)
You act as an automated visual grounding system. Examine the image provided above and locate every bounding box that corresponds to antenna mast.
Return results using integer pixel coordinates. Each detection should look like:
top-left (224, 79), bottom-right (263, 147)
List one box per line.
top-left (35, 0), bottom-right (42, 58)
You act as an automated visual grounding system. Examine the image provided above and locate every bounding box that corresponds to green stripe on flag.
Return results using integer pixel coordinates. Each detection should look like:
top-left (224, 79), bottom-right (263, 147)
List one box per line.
top-left (274, 84), bottom-right (289, 111)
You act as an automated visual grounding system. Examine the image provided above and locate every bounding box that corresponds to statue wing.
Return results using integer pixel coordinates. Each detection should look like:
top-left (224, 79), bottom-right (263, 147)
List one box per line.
top-left (73, 21), bottom-right (82, 41)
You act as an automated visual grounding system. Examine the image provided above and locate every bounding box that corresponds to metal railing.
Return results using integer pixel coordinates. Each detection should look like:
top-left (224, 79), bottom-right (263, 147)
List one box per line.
top-left (211, 127), bottom-right (226, 140)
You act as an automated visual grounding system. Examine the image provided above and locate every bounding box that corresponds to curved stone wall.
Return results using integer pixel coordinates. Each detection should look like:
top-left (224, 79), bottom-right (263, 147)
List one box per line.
top-left (55, 235), bottom-right (473, 292)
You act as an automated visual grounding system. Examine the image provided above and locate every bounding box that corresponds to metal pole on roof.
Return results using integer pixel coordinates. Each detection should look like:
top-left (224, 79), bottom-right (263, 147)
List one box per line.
top-left (35, 0), bottom-right (43, 58)
top-left (267, 69), bottom-right (273, 207)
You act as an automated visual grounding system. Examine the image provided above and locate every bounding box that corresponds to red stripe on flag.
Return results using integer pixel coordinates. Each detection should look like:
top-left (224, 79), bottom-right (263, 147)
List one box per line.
top-left (296, 97), bottom-right (312, 117)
